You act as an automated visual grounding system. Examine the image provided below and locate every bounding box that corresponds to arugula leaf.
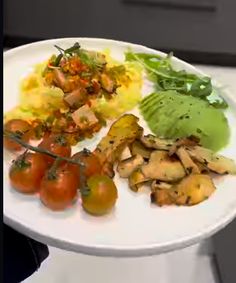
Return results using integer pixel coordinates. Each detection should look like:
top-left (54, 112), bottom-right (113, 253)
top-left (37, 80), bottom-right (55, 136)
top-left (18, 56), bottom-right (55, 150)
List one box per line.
top-left (125, 50), bottom-right (228, 109)
top-left (190, 77), bottom-right (212, 98)
top-left (54, 54), bottom-right (63, 67)
top-left (64, 42), bottom-right (81, 55)
top-left (210, 99), bottom-right (228, 109)
top-left (54, 42), bottom-right (81, 56)
top-left (52, 42), bottom-right (81, 66)
top-left (207, 89), bottom-right (228, 109)
top-left (125, 52), bottom-right (176, 80)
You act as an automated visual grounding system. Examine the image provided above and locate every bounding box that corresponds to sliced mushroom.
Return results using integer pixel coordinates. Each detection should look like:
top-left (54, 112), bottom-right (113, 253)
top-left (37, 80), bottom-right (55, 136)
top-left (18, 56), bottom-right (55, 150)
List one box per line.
top-left (169, 174), bottom-right (216, 206)
top-left (141, 151), bottom-right (186, 182)
top-left (101, 161), bottom-right (115, 179)
top-left (118, 146), bottom-right (132, 162)
top-left (194, 161), bottom-right (210, 174)
top-left (117, 154), bottom-right (144, 178)
top-left (140, 135), bottom-right (174, 151)
top-left (176, 147), bottom-right (200, 175)
top-left (185, 146), bottom-right (236, 175)
top-left (128, 169), bottom-right (150, 192)
top-left (129, 140), bottom-right (152, 160)
top-left (169, 136), bottom-right (200, 156)
top-left (151, 174), bottom-right (216, 206)
top-left (151, 180), bottom-right (173, 192)
top-left (151, 190), bottom-right (174, 206)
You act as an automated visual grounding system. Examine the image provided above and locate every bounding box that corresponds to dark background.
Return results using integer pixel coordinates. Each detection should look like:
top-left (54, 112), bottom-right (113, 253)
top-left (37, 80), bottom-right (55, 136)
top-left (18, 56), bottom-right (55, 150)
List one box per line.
top-left (3, 0), bottom-right (236, 65)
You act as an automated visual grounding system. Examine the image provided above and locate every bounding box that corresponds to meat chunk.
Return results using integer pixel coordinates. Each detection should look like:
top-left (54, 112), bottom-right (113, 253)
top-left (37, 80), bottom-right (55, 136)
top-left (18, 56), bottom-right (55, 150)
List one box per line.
top-left (71, 105), bottom-right (98, 130)
top-left (64, 87), bottom-right (86, 108)
top-left (53, 69), bottom-right (66, 89)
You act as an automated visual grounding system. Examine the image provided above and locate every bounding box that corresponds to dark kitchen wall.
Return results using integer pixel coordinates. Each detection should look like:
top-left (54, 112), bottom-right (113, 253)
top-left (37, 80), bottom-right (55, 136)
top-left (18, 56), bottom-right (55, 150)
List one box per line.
top-left (3, 0), bottom-right (236, 64)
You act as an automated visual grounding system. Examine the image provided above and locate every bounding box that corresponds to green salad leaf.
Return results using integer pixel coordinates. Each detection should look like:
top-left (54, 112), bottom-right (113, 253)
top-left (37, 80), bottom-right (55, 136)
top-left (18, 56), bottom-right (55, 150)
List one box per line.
top-left (125, 51), bottom-right (228, 109)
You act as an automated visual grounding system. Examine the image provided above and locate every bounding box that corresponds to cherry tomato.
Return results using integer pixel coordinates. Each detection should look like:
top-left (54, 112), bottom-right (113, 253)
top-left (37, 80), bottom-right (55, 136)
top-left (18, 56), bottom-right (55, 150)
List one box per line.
top-left (40, 165), bottom-right (78, 211)
top-left (38, 134), bottom-right (71, 165)
top-left (81, 175), bottom-right (118, 216)
top-left (69, 149), bottom-right (102, 181)
top-left (4, 119), bottom-right (31, 151)
top-left (9, 152), bottom-right (48, 194)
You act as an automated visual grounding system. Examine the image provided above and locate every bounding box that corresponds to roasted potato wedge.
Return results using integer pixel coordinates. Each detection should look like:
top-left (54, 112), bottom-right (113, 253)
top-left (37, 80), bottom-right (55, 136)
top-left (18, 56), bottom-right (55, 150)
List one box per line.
top-left (117, 154), bottom-right (144, 178)
top-left (141, 151), bottom-right (186, 182)
top-left (185, 146), bottom-right (236, 175)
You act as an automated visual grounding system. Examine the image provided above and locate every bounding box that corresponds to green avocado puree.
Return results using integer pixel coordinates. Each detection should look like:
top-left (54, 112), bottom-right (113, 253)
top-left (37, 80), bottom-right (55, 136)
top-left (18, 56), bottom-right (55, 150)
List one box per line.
top-left (140, 91), bottom-right (230, 152)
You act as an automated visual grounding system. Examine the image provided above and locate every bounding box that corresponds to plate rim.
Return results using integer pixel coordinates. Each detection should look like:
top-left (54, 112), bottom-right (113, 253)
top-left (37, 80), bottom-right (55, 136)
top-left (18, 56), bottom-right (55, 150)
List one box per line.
top-left (4, 205), bottom-right (236, 257)
top-left (4, 37), bottom-right (236, 257)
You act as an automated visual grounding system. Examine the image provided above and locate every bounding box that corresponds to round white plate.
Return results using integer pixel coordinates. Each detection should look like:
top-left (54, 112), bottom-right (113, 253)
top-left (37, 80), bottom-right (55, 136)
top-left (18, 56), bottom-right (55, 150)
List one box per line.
top-left (4, 38), bottom-right (236, 257)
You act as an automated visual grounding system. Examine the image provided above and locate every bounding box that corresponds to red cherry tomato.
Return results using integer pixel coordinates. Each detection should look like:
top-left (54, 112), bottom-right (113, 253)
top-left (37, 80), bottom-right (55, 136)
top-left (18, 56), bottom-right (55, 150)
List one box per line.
top-left (81, 175), bottom-right (118, 216)
top-left (40, 165), bottom-right (78, 211)
top-left (69, 149), bottom-right (102, 181)
top-left (4, 119), bottom-right (32, 151)
top-left (38, 134), bottom-right (71, 165)
top-left (9, 152), bottom-right (48, 194)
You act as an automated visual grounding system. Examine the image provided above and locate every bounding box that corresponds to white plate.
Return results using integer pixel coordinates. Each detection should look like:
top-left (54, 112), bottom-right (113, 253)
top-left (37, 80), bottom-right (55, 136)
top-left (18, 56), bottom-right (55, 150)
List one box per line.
top-left (3, 38), bottom-right (236, 257)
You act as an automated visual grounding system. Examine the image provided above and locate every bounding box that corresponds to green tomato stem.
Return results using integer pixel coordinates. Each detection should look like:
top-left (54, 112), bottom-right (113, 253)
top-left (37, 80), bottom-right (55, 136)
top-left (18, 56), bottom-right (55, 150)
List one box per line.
top-left (4, 131), bottom-right (85, 167)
